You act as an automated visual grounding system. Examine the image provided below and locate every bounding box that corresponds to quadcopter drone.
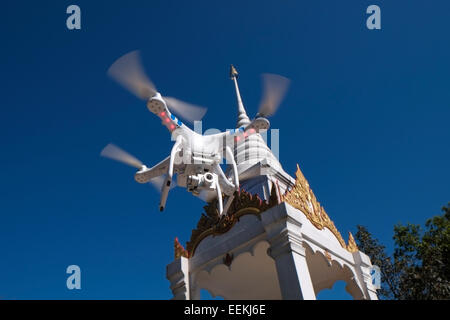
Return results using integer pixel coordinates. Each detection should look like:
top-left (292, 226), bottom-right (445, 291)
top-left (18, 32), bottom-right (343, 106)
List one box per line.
top-left (101, 51), bottom-right (289, 216)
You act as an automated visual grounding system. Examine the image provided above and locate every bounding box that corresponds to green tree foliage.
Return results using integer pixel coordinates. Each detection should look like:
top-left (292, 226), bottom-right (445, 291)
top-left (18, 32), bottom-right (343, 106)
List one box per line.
top-left (355, 203), bottom-right (450, 300)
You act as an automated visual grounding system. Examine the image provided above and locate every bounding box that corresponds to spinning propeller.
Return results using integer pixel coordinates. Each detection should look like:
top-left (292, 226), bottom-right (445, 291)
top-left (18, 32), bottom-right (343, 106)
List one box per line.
top-left (256, 73), bottom-right (290, 118)
top-left (107, 50), bottom-right (207, 123)
top-left (100, 143), bottom-right (143, 169)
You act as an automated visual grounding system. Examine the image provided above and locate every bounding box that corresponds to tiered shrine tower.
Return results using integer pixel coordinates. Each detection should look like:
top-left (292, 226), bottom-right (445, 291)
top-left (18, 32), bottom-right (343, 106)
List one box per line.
top-left (166, 66), bottom-right (378, 300)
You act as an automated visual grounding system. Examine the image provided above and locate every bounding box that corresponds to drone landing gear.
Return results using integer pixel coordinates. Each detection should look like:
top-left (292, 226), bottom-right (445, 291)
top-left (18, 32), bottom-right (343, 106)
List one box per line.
top-left (219, 146), bottom-right (240, 217)
top-left (159, 136), bottom-right (183, 211)
top-left (159, 179), bottom-right (171, 211)
top-left (215, 179), bottom-right (224, 216)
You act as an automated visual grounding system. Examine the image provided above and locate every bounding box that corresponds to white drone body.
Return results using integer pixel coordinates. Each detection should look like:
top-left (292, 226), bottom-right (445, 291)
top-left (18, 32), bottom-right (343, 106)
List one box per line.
top-left (102, 51), bottom-right (288, 216)
top-left (136, 91), bottom-right (269, 214)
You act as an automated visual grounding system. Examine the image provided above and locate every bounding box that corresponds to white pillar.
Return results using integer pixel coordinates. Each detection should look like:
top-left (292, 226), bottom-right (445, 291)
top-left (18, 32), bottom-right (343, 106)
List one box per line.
top-left (262, 203), bottom-right (316, 300)
top-left (353, 251), bottom-right (379, 300)
top-left (166, 257), bottom-right (190, 300)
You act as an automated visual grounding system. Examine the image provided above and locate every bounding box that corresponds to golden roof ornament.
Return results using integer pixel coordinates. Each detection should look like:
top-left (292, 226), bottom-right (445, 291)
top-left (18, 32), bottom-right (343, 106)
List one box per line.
top-left (174, 237), bottom-right (189, 259)
top-left (346, 231), bottom-right (358, 253)
top-left (230, 64), bottom-right (239, 79)
top-left (282, 164), bottom-right (358, 253)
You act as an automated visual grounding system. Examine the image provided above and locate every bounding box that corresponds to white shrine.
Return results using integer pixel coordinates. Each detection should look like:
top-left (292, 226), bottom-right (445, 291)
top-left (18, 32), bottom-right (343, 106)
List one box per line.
top-left (166, 67), bottom-right (378, 300)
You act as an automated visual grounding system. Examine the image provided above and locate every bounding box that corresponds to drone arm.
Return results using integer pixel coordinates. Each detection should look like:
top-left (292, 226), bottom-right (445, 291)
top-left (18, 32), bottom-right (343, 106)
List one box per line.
top-left (221, 146), bottom-right (240, 216)
top-left (243, 118), bottom-right (270, 134)
top-left (224, 118), bottom-right (270, 145)
top-left (215, 178), bottom-right (224, 216)
top-left (159, 135), bottom-right (183, 211)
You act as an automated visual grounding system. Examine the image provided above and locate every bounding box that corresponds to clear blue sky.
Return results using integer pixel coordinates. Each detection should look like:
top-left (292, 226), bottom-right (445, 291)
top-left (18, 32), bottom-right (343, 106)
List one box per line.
top-left (0, 1), bottom-right (449, 300)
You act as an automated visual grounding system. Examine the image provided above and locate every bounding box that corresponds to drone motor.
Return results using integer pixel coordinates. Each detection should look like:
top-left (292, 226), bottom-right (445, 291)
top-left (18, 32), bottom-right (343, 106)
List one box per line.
top-left (146, 92), bottom-right (166, 114)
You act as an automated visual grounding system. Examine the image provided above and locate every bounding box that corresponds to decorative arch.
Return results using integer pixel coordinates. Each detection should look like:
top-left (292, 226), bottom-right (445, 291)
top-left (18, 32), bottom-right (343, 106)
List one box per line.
top-left (193, 240), bottom-right (282, 300)
top-left (303, 242), bottom-right (365, 300)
